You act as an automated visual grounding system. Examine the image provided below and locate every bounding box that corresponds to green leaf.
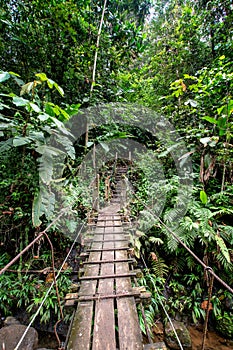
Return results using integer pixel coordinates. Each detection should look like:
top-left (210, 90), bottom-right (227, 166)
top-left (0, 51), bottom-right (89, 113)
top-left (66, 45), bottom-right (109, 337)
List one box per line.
top-left (37, 152), bottom-right (54, 184)
top-left (200, 190), bottom-right (208, 205)
top-left (200, 137), bottom-right (211, 146)
top-left (13, 136), bottom-right (31, 147)
top-left (149, 237), bottom-right (163, 245)
top-left (12, 96), bottom-right (29, 107)
top-left (217, 105), bottom-right (226, 115)
top-left (20, 82), bottom-right (34, 96)
top-left (0, 122), bottom-right (14, 129)
top-left (32, 192), bottom-right (42, 227)
top-left (59, 136), bottom-right (75, 159)
top-left (215, 235), bottom-right (231, 264)
top-left (35, 73), bottom-right (48, 82)
top-left (29, 102), bottom-right (41, 113)
top-left (38, 113), bottom-right (50, 121)
top-left (202, 116), bottom-right (218, 125)
top-left (217, 116), bottom-right (227, 136)
top-left (9, 71), bottom-right (21, 77)
top-left (99, 141), bottom-right (109, 152)
top-left (87, 141), bottom-right (94, 147)
top-left (47, 79), bottom-right (55, 89)
top-left (0, 138), bottom-right (13, 152)
top-left (54, 82), bottom-right (64, 96)
top-left (0, 71), bottom-right (11, 83)
top-left (28, 131), bottom-right (45, 143)
top-left (59, 108), bottom-right (70, 120)
top-left (184, 99), bottom-right (197, 107)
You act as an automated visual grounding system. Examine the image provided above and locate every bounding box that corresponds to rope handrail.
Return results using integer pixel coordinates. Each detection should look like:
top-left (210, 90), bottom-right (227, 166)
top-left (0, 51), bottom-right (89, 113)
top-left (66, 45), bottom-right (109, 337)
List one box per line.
top-left (0, 209), bottom-right (67, 276)
top-left (14, 223), bottom-right (84, 350)
top-left (124, 175), bottom-right (233, 295)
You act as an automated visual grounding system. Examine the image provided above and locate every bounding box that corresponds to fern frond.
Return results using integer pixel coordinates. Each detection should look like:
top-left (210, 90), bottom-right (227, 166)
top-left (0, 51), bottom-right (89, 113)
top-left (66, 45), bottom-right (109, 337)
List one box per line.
top-left (215, 235), bottom-right (231, 264)
top-left (151, 257), bottom-right (169, 278)
top-left (219, 225), bottom-right (233, 245)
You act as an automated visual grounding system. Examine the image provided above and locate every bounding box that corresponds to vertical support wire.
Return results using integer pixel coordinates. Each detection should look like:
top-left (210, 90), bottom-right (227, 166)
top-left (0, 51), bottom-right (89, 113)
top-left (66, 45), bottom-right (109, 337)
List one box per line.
top-left (201, 269), bottom-right (214, 350)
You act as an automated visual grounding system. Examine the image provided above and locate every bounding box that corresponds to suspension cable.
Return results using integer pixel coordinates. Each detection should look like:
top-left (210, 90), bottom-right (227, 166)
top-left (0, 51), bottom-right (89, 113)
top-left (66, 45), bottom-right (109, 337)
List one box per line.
top-left (124, 176), bottom-right (233, 295)
top-left (201, 272), bottom-right (214, 350)
top-left (0, 209), bottom-right (66, 276)
top-left (141, 255), bottom-right (184, 350)
top-left (14, 223), bottom-right (84, 350)
top-left (120, 170), bottom-right (183, 348)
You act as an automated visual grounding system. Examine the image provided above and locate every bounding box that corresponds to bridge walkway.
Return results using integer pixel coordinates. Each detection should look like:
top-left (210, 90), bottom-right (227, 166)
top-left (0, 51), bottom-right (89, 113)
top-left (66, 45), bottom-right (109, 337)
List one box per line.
top-left (66, 167), bottom-right (145, 350)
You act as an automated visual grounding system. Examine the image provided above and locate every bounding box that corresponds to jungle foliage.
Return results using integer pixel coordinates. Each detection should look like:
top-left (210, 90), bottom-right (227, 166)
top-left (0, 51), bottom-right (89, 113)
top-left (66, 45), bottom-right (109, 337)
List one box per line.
top-left (0, 0), bottom-right (233, 339)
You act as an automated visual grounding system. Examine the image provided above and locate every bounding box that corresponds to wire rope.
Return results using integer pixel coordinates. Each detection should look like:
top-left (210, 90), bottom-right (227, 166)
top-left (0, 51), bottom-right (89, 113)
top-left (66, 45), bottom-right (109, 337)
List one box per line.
top-left (124, 176), bottom-right (233, 295)
top-left (14, 223), bottom-right (84, 350)
top-left (141, 255), bottom-right (184, 350)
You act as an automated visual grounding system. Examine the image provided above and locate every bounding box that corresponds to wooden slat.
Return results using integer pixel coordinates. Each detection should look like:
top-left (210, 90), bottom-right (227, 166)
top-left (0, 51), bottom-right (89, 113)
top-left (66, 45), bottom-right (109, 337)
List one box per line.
top-left (67, 172), bottom-right (143, 350)
top-left (115, 244), bottom-right (143, 350)
top-left (92, 237), bottom-right (116, 350)
top-left (67, 242), bottom-right (101, 350)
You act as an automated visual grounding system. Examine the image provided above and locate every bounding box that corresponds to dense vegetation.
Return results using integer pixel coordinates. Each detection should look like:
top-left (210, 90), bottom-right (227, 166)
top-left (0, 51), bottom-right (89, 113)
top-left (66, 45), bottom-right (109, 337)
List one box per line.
top-left (0, 0), bottom-right (232, 340)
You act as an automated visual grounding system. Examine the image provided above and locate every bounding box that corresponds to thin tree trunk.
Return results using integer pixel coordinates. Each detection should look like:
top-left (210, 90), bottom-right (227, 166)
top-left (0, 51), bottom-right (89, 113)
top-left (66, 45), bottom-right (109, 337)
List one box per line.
top-left (90, 0), bottom-right (108, 93)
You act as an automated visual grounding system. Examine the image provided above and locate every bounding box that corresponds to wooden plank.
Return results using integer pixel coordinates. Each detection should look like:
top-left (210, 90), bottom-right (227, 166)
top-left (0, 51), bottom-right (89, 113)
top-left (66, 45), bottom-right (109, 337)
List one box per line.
top-left (115, 245), bottom-right (143, 350)
top-left (83, 258), bottom-right (134, 265)
top-left (67, 242), bottom-right (102, 350)
top-left (87, 247), bottom-right (129, 252)
top-left (92, 236), bottom-right (116, 350)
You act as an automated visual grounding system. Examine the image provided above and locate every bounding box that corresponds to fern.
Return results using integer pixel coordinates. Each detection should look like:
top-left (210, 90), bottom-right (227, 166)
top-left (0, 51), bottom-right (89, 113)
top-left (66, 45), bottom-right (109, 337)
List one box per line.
top-left (215, 235), bottom-right (231, 264)
top-left (219, 225), bottom-right (233, 245)
top-left (151, 257), bottom-right (169, 278)
top-left (149, 236), bottom-right (163, 245)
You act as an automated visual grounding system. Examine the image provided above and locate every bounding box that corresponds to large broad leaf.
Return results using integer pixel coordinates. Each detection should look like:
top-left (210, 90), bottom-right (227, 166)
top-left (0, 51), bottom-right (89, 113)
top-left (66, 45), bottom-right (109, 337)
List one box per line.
top-left (36, 146), bottom-right (64, 184)
top-left (47, 78), bottom-right (55, 88)
top-left (32, 192), bottom-right (43, 227)
top-left (0, 71), bottom-right (11, 83)
top-left (38, 113), bottom-right (50, 122)
top-left (20, 82), bottom-right (34, 96)
top-left (29, 102), bottom-right (41, 113)
top-left (99, 141), bottom-right (109, 152)
top-left (217, 116), bottom-right (227, 136)
top-left (13, 136), bottom-right (32, 147)
top-left (56, 135), bottom-right (75, 159)
top-left (50, 116), bottom-right (74, 137)
top-left (12, 96), bottom-right (29, 107)
top-left (37, 153), bottom-right (54, 184)
top-left (28, 131), bottom-right (45, 143)
top-left (0, 138), bottom-right (13, 153)
top-left (32, 187), bottom-right (55, 227)
top-left (0, 122), bottom-right (14, 129)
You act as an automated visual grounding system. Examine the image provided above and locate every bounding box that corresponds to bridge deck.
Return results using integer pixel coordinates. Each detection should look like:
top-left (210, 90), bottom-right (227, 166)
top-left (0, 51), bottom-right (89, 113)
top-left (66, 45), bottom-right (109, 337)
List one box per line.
top-left (66, 173), bottom-right (144, 349)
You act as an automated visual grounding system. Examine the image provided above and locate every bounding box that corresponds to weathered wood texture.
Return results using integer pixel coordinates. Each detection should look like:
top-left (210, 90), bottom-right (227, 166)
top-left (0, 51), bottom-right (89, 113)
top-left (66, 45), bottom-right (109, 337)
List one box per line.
top-left (66, 169), bottom-right (143, 350)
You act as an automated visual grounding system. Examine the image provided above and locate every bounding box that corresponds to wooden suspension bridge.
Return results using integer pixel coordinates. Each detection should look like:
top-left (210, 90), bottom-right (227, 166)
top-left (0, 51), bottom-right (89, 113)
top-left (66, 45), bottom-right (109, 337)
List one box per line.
top-left (65, 166), bottom-right (155, 350)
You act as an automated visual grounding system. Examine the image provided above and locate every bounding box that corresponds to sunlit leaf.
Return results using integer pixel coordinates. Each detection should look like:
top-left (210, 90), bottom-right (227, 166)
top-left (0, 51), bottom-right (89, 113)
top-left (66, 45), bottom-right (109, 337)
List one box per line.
top-left (200, 190), bottom-right (208, 205)
top-left (12, 96), bottom-right (29, 106)
top-left (0, 71), bottom-right (11, 82)
top-left (35, 73), bottom-right (48, 82)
